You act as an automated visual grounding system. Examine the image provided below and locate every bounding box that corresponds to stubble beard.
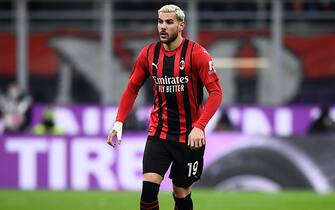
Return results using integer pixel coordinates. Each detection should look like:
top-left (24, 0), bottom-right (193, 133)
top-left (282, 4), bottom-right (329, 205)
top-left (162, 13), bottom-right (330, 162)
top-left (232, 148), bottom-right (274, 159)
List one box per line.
top-left (160, 31), bottom-right (178, 44)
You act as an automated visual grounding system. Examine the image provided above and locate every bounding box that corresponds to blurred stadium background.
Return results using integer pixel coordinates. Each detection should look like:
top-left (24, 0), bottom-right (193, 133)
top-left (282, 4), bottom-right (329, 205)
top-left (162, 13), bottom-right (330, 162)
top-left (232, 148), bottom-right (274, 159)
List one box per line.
top-left (1, 0), bottom-right (335, 209)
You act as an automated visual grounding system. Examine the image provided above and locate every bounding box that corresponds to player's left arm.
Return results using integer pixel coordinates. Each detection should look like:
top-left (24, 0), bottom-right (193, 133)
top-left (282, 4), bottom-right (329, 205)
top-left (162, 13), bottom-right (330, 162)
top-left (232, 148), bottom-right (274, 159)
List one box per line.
top-left (188, 46), bottom-right (223, 149)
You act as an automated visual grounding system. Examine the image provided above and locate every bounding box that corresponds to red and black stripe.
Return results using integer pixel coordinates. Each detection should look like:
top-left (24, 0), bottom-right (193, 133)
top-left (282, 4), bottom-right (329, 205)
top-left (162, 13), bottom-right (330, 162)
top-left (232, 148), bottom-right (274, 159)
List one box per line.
top-left (163, 54), bottom-right (180, 140)
top-left (196, 79), bottom-right (204, 109)
top-left (179, 39), bottom-right (192, 137)
top-left (149, 39), bottom-right (203, 142)
top-left (152, 42), bottom-right (163, 139)
top-left (140, 200), bottom-right (159, 210)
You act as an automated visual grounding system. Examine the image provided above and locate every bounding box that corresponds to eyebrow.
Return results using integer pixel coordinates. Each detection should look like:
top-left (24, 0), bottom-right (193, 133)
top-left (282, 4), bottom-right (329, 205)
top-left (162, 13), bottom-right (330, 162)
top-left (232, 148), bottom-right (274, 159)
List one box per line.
top-left (158, 18), bottom-right (174, 22)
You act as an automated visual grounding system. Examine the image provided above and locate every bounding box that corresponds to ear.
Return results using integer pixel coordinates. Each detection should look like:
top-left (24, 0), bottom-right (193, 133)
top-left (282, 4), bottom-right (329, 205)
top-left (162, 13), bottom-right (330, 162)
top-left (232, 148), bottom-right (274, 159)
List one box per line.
top-left (179, 21), bottom-right (185, 32)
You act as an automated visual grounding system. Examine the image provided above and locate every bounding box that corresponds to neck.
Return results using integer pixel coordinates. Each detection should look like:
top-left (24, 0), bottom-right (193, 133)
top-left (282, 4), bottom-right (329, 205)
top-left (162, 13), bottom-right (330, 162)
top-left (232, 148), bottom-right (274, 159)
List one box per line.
top-left (163, 34), bottom-right (183, 51)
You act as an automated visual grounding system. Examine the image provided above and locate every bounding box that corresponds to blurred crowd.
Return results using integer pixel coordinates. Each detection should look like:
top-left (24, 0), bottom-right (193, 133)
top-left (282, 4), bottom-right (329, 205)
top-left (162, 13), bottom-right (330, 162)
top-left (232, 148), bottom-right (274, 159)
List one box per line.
top-left (20, 0), bottom-right (335, 14)
top-left (0, 83), bottom-right (32, 134)
top-left (0, 82), bottom-right (63, 135)
top-left (199, 0), bottom-right (335, 12)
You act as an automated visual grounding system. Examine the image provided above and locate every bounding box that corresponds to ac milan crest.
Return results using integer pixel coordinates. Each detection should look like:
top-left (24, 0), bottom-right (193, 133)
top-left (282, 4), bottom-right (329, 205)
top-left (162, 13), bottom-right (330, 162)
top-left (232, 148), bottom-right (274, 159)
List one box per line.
top-left (179, 59), bottom-right (185, 70)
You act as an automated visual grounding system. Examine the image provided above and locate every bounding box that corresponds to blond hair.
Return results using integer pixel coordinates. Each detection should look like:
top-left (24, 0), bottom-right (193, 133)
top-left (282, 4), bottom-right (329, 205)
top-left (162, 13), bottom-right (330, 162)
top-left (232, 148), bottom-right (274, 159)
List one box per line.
top-left (158, 4), bottom-right (185, 22)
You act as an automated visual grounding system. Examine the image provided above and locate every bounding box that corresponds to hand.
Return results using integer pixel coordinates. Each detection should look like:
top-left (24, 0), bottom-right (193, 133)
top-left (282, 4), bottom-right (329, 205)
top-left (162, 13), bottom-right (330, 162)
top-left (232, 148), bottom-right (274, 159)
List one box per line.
top-left (107, 121), bottom-right (123, 148)
top-left (188, 127), bottom-right (205, 150)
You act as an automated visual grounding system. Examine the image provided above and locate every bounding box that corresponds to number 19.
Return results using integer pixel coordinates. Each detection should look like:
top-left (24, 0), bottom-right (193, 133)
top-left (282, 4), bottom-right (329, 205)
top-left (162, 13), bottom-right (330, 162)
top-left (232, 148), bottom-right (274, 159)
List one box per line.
top-left (187, 161), bottom-right (199, 177)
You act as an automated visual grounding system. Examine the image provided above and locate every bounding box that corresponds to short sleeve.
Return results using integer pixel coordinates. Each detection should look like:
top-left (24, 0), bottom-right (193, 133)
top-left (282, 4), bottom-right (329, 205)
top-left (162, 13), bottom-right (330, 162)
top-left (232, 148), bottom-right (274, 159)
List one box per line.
top-left (192, 44), bottom-right (219, 85)
top-left (129, 45), bottom-right (150, 86)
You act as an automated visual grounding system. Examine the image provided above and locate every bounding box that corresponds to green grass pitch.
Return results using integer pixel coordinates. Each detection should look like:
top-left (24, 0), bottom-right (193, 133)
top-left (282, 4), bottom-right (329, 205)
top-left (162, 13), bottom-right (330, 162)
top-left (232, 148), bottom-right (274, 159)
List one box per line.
top-left (1, 190), bottom-right (335, 210)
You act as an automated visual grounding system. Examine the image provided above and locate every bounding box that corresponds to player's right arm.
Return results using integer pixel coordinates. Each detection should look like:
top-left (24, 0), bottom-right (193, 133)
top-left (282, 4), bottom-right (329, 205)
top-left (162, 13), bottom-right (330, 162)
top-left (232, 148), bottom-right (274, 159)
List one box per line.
top-left (107, 46), bottom-right (150, 147)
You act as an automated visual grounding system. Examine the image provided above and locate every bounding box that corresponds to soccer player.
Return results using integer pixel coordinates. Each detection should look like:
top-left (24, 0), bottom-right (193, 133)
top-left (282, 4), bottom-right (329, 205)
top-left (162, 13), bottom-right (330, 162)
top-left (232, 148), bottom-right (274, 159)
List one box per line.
top-left (107, 4), bottom-right (222, 210)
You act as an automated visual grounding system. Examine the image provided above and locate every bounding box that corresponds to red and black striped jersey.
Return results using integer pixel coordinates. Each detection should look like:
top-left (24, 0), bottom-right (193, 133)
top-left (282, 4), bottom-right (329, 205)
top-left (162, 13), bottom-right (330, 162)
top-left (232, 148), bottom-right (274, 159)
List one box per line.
top-left (116, 38), bottom-right (222, 143)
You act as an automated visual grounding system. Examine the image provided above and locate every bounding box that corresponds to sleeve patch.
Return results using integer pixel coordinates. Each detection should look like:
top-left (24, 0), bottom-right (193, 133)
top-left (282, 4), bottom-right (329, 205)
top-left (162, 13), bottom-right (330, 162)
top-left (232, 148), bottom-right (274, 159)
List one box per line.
top-left (208, 60), bottom-right (217, 74)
